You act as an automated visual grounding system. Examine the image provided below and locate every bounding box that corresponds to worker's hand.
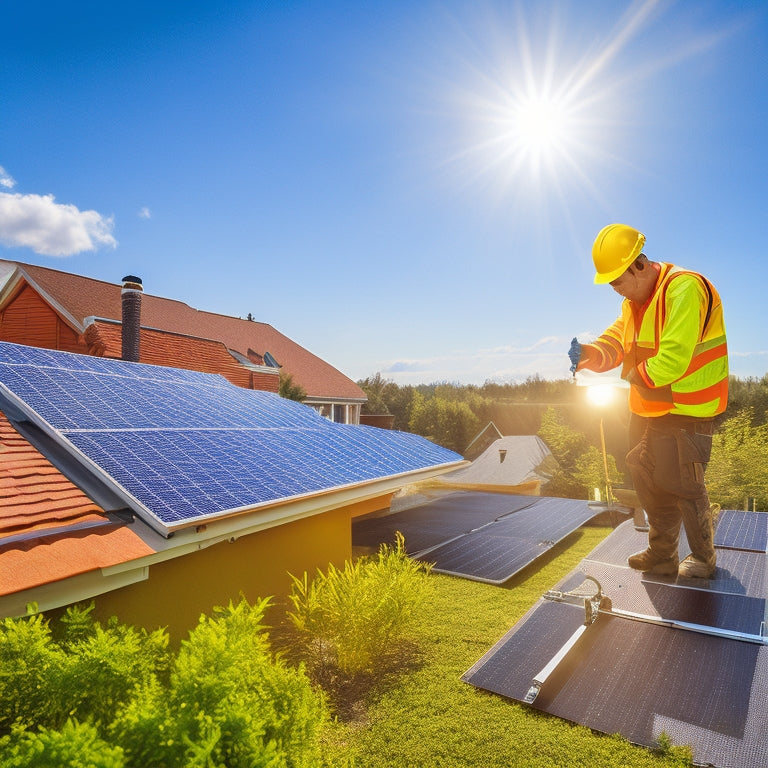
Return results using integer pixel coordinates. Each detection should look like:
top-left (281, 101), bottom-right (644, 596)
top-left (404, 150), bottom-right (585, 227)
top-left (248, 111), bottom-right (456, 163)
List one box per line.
top-left (568, 337), bottom-right (582, 374)
top-left (569, 340), bottom-right (602, 372)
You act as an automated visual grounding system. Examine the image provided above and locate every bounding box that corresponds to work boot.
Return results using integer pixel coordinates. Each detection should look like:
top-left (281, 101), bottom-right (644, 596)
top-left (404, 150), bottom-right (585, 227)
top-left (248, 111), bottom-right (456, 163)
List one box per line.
top-left (627, 548), bottom-right (679, 575)
top-left (678, 554), bottom-right (716, 579)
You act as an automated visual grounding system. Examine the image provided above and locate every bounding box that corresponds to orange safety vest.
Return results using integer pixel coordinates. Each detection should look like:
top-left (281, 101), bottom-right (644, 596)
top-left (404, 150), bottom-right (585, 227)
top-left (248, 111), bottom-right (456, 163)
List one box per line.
top-left (586, 263), bottom-right (728, 418)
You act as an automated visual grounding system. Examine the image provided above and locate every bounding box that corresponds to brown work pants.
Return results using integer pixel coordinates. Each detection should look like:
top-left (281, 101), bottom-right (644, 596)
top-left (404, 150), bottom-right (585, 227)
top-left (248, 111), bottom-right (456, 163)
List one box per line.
top-left (626, 414), bottom-right (716, 565)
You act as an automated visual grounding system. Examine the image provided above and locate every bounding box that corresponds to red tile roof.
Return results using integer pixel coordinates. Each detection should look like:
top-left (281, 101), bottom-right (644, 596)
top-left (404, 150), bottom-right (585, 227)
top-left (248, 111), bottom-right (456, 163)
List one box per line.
top-left (84, 320), bottom-right (279, 391)
top-left (5, 261), bottom-right (365, 401)
top-left (0, 412), bottom-right (155, 596)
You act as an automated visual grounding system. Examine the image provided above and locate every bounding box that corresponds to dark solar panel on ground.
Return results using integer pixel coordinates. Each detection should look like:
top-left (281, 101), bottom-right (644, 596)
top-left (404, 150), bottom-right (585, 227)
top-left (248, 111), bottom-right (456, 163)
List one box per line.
top-left (352, 492), bottom-right (538, 552)
top-left (415, 498), bottom-right (602, 583)
top-left (354, 492), bottom-right (603, 584)
top-left (463, 510), bottom-right (768, 768)
top-left (714, 509), bottom-right (768, 552)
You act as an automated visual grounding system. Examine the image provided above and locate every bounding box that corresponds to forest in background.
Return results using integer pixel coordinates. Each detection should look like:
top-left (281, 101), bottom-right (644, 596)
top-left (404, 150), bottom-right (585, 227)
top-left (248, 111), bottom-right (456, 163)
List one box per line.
top-left (357, 373), bottom-right (768, 512)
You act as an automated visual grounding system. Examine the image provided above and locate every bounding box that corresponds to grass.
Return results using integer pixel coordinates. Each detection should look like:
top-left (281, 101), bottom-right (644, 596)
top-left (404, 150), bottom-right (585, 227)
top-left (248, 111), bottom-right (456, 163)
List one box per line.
top-left (319, 525), bottom-right (692, 768)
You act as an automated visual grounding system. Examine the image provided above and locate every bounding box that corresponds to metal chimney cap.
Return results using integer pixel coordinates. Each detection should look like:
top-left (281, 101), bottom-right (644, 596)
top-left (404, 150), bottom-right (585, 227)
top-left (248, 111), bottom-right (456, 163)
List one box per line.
top-left (121, 275), bottom-right (143, 285)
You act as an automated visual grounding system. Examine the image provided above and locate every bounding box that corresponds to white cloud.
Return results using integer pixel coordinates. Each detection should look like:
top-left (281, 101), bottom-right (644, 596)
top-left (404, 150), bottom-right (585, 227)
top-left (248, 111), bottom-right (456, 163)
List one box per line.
top-left (0, 192), bottom-right (117, 256)
top-left (138, 206), bottom-right (151, 219)
top-left (0, 167), bottom-right (16, 189)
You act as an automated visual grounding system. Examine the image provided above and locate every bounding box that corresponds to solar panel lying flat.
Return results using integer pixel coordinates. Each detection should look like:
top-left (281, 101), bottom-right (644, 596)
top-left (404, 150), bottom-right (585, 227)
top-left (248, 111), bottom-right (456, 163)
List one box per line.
top-left (463, 511), bottom-right (768, 768)
top-left (353, 492), bottom-right (601, 584)
top-left (0, 342), bottom-right (462, 535)
top-left (714, 509), bottom-right (768, 552)
top-left (416, 497), bottom-right (601, 584)
top-left (352, 492), bottom-right (539, 553)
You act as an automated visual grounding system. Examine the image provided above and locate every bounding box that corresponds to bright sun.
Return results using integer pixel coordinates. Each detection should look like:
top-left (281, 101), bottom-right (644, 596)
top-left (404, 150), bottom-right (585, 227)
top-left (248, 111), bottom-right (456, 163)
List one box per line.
top-left (510, 93), bottom-right (571, 159)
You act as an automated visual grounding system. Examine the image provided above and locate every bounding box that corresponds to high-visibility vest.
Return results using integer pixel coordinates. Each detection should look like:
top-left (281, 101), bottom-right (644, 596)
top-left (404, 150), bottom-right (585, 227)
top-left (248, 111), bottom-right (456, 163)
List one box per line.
top-left (586, 263), bottom-right (728, 418)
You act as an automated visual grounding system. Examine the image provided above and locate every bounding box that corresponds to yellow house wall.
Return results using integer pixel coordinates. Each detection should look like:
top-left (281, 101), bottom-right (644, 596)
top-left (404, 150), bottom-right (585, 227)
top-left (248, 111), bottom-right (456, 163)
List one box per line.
top-left (89, 495), bottom-right (391, 641)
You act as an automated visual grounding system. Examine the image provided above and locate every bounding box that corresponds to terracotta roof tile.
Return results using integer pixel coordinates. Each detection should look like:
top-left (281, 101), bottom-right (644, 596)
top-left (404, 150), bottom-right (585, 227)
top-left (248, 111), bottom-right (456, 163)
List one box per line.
top-left (7, 261), bottom-right (365, 400)
top-left (0, 411), bottom-right (155, 596)
top-left (84, 320), bottom-right (278, 391)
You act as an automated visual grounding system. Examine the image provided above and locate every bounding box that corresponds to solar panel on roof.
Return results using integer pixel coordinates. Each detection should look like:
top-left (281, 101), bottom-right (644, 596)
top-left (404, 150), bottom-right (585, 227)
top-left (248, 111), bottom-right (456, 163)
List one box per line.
top-left (0, 342), bottom-right (462, 535)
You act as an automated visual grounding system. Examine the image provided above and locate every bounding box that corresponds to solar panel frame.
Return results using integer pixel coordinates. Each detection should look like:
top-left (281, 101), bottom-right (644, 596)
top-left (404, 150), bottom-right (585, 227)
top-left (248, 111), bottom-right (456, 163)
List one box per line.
top-left (413, 498), bottom-right (601, 584)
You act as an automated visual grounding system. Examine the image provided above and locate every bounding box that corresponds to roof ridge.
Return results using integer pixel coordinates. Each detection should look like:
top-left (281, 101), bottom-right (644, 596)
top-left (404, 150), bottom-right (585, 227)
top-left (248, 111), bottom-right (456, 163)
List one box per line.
top-left (4, 259), bottom-right (274, 327)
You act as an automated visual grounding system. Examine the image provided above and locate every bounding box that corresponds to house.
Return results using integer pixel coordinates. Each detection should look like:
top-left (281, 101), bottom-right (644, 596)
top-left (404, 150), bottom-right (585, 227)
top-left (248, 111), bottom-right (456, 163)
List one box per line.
top-left (0, 259), bottom-right (366, 424)
top-left (0, 342), bottom-right (464, 639)
top-left (403, 435), bottom-right (558, 497)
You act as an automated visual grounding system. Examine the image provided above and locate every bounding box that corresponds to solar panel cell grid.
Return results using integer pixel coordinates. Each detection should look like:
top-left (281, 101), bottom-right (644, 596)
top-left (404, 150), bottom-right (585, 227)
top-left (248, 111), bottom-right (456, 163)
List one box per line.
top-left (0, 342), bottom-right (462, 533)
top-left (714, 510), bottom-right (768, 552)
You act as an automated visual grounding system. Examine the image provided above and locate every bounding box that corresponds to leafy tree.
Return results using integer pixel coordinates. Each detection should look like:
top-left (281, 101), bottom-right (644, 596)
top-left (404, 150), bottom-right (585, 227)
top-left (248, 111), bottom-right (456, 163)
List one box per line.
top-left (0, 600), bottom-right (327, 768)
top-left (573, 445), bottom-right (623, 502)
top-left (0, 720), bottom-right (125, 768)
top-left (722, 374), bottom-right (768, 424)
top-left (707, 407), bottom-right (768, 511)
top-left (408, 392), bottom-right (480, 453)
top-left (279, 372), bottom-right (307, 402)
top-left (358, 372), bottom-right (393, 414)
top-left (538, 407), bottom-right (622, 499)
top-left (286, 534), bottom-right (432, 683)
top-left (111, 597), bottom-right (326, 768)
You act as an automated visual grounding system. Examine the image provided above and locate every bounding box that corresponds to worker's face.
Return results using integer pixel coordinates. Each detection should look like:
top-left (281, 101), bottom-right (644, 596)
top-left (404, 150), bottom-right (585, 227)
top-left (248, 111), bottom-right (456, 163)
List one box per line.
top-left (610, 266), bottom-right (652, 304)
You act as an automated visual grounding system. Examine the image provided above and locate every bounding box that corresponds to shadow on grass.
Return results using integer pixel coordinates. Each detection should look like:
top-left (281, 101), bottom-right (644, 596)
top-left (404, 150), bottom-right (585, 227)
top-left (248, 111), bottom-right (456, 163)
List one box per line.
top-left (308, 639), bottom-right (426, 724)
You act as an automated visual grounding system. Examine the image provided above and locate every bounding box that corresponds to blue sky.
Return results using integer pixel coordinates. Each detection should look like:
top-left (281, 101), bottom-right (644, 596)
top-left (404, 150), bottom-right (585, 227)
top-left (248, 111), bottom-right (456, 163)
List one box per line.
top-left (2, 0), bottom-right (766, 386)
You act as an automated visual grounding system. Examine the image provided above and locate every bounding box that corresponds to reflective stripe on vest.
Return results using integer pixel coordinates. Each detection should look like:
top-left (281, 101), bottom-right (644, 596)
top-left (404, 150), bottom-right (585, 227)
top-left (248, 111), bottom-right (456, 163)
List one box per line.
top-left (626, 264), bottom-right (728, 417)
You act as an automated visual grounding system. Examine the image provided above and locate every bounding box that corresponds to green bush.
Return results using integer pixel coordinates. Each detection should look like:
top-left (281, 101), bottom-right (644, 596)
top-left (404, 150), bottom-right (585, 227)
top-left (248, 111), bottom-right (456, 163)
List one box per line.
top-left (111, 597), bottom-right (327, 768)
top-left (0, 602), bottom-right (170, 734)
top-left (59, 608), bottom-right (169, 729)
top-left (0, 612), bottom-right (67, 730)
top-left (0, 720), bottom-right (125, 767)
top-left (287, 533), bottom-right (433, 678)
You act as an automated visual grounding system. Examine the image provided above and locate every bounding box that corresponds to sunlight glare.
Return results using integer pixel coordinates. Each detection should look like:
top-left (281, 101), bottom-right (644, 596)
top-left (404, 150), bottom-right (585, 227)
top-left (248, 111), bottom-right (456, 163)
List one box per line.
top-left (586, 384), bottom-right (616, 407)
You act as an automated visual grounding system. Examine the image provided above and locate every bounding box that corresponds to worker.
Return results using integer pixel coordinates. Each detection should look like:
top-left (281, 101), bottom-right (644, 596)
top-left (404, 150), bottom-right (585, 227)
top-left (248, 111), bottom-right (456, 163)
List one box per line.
top-left (568, 224), bottom-right (728, 579)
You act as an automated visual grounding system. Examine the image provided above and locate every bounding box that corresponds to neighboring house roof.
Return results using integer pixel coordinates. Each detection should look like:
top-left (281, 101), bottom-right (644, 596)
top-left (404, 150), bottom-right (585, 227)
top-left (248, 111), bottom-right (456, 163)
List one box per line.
top-left (0, 260), bottom-right (365, 401)
top-left (437, 435), bottom-right (558, 494)
top-left (0, 411), bottom-right (155, 597)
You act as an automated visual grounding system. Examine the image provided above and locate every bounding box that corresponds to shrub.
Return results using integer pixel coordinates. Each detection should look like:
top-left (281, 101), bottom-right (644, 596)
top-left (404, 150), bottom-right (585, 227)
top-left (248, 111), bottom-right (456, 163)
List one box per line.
top-left (0, 720), bottom-right (125, 768)
top-left (59, 607), bottom-right (170, 729)
top-left (287, 533), bottom-right (433, 678)
top-left (111, 597), bottom-right (327, 768)
top-left (0, 612), bottom-right (67, 730)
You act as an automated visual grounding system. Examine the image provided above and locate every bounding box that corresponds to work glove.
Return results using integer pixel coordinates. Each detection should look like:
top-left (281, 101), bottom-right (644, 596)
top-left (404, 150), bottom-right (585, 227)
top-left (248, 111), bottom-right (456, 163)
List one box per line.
top-left (568, 337), bottom-right (582, 374)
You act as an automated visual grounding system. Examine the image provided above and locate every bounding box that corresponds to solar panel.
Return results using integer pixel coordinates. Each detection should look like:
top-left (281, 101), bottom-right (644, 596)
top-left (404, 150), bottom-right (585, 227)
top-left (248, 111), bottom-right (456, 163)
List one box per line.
top-left (0, 342), bottom-right (462, 534)
top-left (352, 492), bottom-right (538, 553)
top-left (463, 513), bottom-right (768, 768)
top-left (411, 497), bottom-right (600, 584)
top-left (714, 509), bottom-right (768, 552)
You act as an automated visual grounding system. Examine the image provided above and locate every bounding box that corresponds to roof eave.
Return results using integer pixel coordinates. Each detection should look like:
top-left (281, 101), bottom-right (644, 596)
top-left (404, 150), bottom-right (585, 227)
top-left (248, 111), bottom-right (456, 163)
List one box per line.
top-left (0, 460), bottom-right (465, 618)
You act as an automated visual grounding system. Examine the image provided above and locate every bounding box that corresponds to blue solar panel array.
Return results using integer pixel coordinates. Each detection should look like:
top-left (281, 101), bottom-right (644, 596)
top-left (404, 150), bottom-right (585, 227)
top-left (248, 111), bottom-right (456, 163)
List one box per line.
top-left (0, 342), bottom-right (462, 534)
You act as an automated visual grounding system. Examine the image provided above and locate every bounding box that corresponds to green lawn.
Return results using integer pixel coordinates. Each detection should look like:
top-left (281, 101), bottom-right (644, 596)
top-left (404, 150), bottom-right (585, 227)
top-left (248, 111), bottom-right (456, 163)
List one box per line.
top-left (322, 526), bottom-right (692, 768)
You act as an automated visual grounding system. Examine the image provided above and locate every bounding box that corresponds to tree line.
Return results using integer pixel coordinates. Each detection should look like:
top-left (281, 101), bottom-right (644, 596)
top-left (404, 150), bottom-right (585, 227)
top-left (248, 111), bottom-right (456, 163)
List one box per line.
top-left (357, 372), bottom-right (768, 511)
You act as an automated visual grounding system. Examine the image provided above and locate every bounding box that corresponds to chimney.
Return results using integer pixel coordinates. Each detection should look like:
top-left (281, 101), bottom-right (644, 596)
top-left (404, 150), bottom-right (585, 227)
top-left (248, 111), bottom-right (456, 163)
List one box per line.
top-left (121, 275), bottom-right (143, 362)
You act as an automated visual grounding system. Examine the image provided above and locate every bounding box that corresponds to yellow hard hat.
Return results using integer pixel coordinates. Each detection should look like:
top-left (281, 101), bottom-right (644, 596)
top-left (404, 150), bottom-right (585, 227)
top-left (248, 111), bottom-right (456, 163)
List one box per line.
top-left (592, 224), bottom-right (646, 284)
